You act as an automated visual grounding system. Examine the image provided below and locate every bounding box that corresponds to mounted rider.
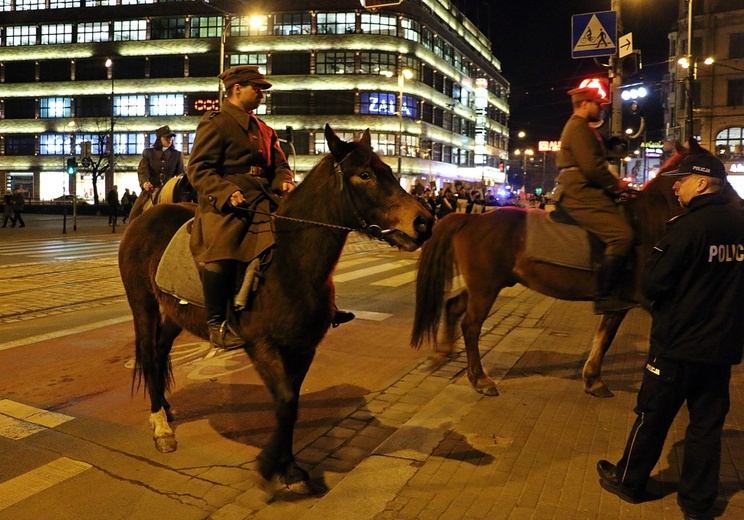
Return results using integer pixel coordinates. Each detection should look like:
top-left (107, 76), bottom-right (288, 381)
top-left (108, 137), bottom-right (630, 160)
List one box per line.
top-left (553, 84), bottom-right (634, 314)
top-left (137, 125), bottom-right (185, 196)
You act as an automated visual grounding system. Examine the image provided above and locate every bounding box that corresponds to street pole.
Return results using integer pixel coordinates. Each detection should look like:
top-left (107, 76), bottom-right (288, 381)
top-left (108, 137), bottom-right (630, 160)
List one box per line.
top-left (105, 58), bottom-right (115, 190)
top-left (218, 15), bottom-right (232, 109)
top-left (397, 69), bottom-right (412, 179)
top-left (609, 0), bottom-right (623, 139)
top-left (686, 0), bottom-right (695, 139)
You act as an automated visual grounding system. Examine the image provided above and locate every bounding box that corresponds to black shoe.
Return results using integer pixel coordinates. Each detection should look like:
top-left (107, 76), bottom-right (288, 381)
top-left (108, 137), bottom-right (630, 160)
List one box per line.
top-left (208, 321), bottom-right (245, 350)
top-left (597, 460), bottom-right (644, 504)
top-left (332, 310), bottom-right (355, 328)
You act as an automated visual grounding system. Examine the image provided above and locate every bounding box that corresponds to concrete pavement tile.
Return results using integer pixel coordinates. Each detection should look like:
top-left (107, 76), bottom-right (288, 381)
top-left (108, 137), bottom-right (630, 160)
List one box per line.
top-left (210, 503), bottom-right (253, 520)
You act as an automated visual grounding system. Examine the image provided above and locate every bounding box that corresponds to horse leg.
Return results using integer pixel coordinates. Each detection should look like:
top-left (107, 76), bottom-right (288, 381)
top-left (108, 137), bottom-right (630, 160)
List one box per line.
top-left (251, 341), bottom-right (315, 494)
top-left (582, 311), bottom-right (627, 398)
top-left (145, 317), bottom-right (182, 452)
top-left (462, 290), bottom-right (500, 396)
top-left (431, 290), bottom-right (468, 364)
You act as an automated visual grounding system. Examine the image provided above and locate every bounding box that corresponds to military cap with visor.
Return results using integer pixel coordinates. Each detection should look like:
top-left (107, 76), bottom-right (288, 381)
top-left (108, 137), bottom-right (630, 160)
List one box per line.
top-left (155, 125), bottom-right (176, 139)
top-left (218, 65), bottom-right (272, 90)
top-left (568, 86), bottom-right (610, 105)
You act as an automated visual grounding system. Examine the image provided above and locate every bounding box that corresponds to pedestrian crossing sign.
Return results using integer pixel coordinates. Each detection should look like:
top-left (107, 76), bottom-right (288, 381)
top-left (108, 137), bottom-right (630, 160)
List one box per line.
top-left (571, 11), bottom-right (617, 59)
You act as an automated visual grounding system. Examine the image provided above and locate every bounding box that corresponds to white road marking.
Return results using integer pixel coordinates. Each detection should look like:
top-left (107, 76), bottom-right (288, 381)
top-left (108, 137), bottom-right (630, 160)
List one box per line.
top-left (0, 400), bottom-right (75, 440)
top-left (0, 316), bottom-right (132, 353)
top-left (333, 259), bottom-right (417, 283)
top-left (0, 457), bottom-right (91, 511)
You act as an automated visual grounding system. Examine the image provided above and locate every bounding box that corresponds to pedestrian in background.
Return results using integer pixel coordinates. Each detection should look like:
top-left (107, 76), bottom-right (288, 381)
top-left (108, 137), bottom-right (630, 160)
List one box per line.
top-left (597, 155), bottom-right (744, 520)
top-left (107, 185), bottom-right (119, 226)
top-left (121, 188), bottom-right (133, 223)
top-left (11, 186), bottom-right (25, 228)
top-left (2, 190), bottom-right (14, 228)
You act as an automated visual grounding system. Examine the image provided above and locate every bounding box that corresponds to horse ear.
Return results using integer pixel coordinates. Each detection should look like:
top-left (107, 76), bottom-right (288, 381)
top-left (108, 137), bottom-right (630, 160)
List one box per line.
top-left (360, 129), bottom-right (371, 148)
top-left (324, 123), bottom-right (344, 161)
top-left (688, 137), bottom-right (702, 154)
top-left (675, 140), bottom-right (686, 154)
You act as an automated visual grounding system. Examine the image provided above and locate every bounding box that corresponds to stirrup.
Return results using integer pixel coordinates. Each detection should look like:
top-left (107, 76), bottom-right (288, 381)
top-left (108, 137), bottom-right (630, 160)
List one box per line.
top-left (332, 310), bottom-right (355, 328)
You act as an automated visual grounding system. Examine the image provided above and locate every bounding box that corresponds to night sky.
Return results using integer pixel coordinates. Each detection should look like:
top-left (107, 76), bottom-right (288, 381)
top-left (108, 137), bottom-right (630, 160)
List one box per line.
top-left (453, 0), bottom-right (680, 142)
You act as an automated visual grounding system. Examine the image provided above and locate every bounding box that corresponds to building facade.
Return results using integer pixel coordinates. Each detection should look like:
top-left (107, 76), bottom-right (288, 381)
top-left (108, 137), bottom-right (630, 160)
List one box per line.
top-left (665, 0), bottom-right (744, 192)
top-left (0, 0), bottom-right (510, 202)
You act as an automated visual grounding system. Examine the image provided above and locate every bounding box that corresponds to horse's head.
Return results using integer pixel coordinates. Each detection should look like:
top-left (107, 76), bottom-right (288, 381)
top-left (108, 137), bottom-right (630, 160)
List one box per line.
top-left (323, 124), bottom-right (433, 251)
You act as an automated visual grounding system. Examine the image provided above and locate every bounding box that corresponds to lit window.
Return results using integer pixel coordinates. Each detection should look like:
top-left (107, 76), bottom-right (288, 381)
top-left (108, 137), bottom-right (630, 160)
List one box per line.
top-left (113, 20), bottom-right (147, 41)
top-left (400, 18), bottom-right (419, 42)
top-left (232, 16), bottom-right (268, 37)
top-left (121, 0), bottom-right (155, 4)
top-left (316, 52), bottom-right (355, 75)
top-left (15, 0), bottom-right (45, 10)
top-left (273, 13), bottom-right (311, 36)
top-left (84, 0), bottom-right (117, 5)
top-left (40, 97), bottom-right (72, 118)
top-left (39, 134), bottom-right (68, 155)
top-left (149, 94), bottom-right (184, 116)
top-left (369, 132), bottom-right (397, 156)
top-left (360, 92), bottom-right (397, 116)
top-left (228, 53), bottom-right (267, 72)
top-left (115, 95), bottom-right (146, 116)
top-left (41, 24), bottom-right (73, 44)
top-left (50, 0), bottom-right (81, 8)
top-left (7, 26), bottom-right (37, 46)
top-left (360, 51), bottom-right (396, 75)
top-left (1, 0), bottom-right (12, 12)
top-left (115, 133), bottom-right (146, 155)
top-left (317, 12), bottom-right (356, 35)
top-left (190, 16), bottom-right (222, 38)
top-left (360, 13), bottom-right (396, 36)
top-left (77, 22), bottom-right (110, 43)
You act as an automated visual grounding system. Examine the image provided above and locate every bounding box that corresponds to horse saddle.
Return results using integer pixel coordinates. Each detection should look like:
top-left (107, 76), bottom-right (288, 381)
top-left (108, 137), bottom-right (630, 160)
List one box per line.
top-left (155, 219), bottom-right (261, 310)
top-left (524, 208), bottom-right (600, 271)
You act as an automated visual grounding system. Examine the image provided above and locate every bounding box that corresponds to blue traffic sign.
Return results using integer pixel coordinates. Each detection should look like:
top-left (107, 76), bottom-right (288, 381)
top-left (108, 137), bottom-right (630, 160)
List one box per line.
top-left (572, 11), bottom-right (617, 59)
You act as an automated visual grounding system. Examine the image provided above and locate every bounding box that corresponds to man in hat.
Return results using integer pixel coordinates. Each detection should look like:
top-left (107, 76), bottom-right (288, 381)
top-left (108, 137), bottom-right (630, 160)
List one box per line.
top-left (553, 86), bottom-right (634, 313)
top-left (597, 155), bottom-right (744, 520)
top-left (137, 125), bottom-right (185, 194)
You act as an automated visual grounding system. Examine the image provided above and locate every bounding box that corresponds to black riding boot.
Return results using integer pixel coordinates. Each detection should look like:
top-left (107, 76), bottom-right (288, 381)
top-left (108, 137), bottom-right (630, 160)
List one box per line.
top-left (200, 264), bottom-right (245, 350)
top-left (594, 254), bottom-right (636, 314)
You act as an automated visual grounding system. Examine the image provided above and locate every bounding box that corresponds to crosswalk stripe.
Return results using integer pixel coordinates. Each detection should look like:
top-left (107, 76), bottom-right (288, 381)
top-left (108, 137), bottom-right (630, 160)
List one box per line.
top-left (333, 259), bottom-right (417, 283)
top-left (3, 243), bottom-right (115, 253)
top-left (335, 256), bottom-right (382, 270)
top-left (371, 270), bottom-right (417, 287)
top-left (0, 457), bottom-right (92, 511)
top-left (0, 399), bottom-right (74, 431)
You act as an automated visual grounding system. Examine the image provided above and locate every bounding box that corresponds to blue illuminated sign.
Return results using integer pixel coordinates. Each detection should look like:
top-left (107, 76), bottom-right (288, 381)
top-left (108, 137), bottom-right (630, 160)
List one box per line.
top-left (360, 92), bottom-right (417, 118)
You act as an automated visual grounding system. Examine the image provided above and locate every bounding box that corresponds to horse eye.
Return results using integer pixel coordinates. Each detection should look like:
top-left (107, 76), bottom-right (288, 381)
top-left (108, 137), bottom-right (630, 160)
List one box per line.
top-left (359, 171), bottom-right (372, 181)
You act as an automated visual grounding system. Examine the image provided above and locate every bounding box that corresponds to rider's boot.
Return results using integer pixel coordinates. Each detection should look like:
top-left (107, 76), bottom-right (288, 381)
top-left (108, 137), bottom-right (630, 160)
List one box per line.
top-left (594, 254), bottom-right (636, 314)
top-left (201, 263), bottom-right (245, 350)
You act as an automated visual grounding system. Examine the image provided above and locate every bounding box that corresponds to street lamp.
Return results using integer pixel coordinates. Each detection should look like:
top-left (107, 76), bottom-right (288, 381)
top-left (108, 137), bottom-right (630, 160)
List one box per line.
top-left (397, 69), bottom-right (413, 178)
top-left (105, 58), bottom-right (115, 185)
top-left (514, 148), bottom-right (534, 194)
top-left (685, 0), bottom-right (695, 139)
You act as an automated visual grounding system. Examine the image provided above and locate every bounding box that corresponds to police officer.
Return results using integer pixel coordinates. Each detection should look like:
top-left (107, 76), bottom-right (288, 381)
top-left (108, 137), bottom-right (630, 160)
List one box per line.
top-left (597, 155), bottom-right (744, 520)
top-left (188, 65), bottom-right (295, 349)
top-left (554, 86), bottom-right (633, 313)
top-left (137, 125), bottom-right (185, 194)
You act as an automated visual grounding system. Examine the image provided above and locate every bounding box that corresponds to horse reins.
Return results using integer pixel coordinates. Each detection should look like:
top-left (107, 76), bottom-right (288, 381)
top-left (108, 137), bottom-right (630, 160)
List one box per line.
top-left (234, 153), bottom-right (393, 241)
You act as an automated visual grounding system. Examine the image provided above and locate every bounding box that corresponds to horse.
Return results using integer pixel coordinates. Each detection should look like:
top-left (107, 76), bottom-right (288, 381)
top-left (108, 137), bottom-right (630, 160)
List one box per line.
top-left (118, 124), bottom-right (433, 493)
top-left (411, 139), bottom-right (738, 398)
top-left (127, 174), bottom-right (197, 221)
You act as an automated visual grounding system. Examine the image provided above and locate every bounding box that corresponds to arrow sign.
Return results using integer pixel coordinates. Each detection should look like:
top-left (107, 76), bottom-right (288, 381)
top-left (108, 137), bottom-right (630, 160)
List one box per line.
top-left (619, 32), bottom-right (633, 59)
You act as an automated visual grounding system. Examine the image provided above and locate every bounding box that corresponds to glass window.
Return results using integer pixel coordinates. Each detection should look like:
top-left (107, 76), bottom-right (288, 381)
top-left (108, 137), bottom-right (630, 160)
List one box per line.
top-left (151, 17), bottom-right (186, 40)
top-left (401, 95), bottom-right (417, 119)
top-left (316, 52), bottom-right (355, 74)
top-left (16, 0), bottom-right (45, 10)
top-left (728, 79), bottom-right (744, 107)
top-left (39, 134), bottom-right (69, 155)
top-left (41, 24), bottom-right (73, 44)
top-left (40, 97), bottom-right (72, 118)
top-left (421, 26), bottom-right (432, 50)
top-left (190, 16), bottom-right (222, 38)
top-left (77, 22), bottom-right (109, 43)
top-left (77, 134), bottom-right (104, 156)
top-left (228, 53), bottom-right (267, 73)
top-left (401, 134), bottom-right (418, 158)
top-left (114, 20), bottom-right (147, 41)
top-left (360, 13), bottom-right (396, 36)
top-left (1, 0), bottom-right (11, 12)
top-left (116, 133), bottom-right (146, 155)
top-left (7, 26), bottom-right (37, 46)
top-left (273, 13), bottom-right (311, 36)
top-left (316, 12), bottom-right (356, 35)
top-left (5, 135), bottom-right (36, 155)
top-left (149, 94), bottom-right (184, 116)
top-left (115, 95), bottom-right (146, 116)
top-left (359, 51), bottom-right (396, 75)
top-left (50, 0), bottom-right (81, 8)
top-left (730, 33), bottom-right (744, 59)
top-left (232, 15), bottom-right (268, 37)
top-left (121, 0), bottom-right (155, 4)
top-left (84, 0), bottom-right (117, 5)
top-left (360, 92), bottom-right (397, 116)
top-left (715, 127), bottom-right (744, 155)
top-left (401, 55), bottom-right (419, 75)
top-left (401, 18), bottom-right (419, 42)
top-left (369, 132), bottom-right (397, 156)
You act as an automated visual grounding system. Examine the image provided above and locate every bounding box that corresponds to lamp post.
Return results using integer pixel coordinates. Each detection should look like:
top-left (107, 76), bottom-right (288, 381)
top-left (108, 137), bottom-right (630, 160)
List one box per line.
top-left (219, 15), bottom-right (233, 108)
top-left (397, 68), bottom-right (413, 178)
top-left (105, 58), bottom-right (115, 186)
top-left (514, 148), bottom-right (534, 195)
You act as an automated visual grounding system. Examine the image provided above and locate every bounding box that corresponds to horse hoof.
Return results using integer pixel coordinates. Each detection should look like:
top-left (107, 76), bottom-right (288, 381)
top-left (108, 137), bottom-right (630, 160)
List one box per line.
top-left (427, 351), bottom-right (448, 368)
top-left (585, 385), bottom-right (614, 398)
top-left (153, 435), bottom-right (178, 453)
top-left (476, 385), bottom-right (499, 397)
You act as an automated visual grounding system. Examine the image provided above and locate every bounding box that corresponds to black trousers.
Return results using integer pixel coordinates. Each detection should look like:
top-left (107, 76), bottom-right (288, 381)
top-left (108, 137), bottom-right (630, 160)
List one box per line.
top-left (615, 356), bottom-right (731, 514)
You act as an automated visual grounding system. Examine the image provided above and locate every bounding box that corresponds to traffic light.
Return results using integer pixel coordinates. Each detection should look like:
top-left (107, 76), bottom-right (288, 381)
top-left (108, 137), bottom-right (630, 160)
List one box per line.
top-left (66, 157), bottom-right (78, 175)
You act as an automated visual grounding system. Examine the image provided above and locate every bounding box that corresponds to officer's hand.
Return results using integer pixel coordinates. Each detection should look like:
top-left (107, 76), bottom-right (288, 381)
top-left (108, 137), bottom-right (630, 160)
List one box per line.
top-left (281, 182), bottom-right (295, 194)
top-left (143, 182), bottom-right (153, 192)
top-left (229, 190), bottom-right (245, 207)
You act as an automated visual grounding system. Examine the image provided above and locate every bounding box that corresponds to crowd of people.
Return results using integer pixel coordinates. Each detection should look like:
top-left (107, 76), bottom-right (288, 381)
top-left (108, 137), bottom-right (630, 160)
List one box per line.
top-left (411, 185), bottom-right (544, 221)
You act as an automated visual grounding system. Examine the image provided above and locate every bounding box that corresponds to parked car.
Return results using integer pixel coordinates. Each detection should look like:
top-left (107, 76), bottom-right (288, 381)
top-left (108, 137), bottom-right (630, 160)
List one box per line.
top-left (51, 195), bottom-right (89, 205)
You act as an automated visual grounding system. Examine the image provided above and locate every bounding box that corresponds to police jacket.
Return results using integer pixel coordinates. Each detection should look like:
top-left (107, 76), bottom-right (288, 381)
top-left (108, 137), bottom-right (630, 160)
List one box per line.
top-left (188, 99), bottom-right (293, 263)
top-left (137, 143), bottom-right (184, 190)
top-left (642, 193), bottom-right (744, 365)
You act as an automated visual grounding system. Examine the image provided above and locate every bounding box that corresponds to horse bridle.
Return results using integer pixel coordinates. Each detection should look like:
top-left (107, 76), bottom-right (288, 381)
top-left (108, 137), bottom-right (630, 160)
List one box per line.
top-left (236, 152), bottom-right (394, 241)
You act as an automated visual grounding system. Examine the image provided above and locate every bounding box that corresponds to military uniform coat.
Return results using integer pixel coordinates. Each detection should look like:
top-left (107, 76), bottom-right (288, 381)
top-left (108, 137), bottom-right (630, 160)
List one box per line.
top-left (137, 144), bottom-right (184, 190)
top-left (554, 115), bottom-right (633, 256)
top-left (188, 99), bottom-right (293, 263)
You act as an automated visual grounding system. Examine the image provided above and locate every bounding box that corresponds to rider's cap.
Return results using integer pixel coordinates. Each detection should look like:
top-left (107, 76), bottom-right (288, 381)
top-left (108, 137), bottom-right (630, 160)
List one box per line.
top-left (218, 65), bottom-right (272, 90)
top-left (661, 154), bottom-right (727, 180)
top-left (568, 86), bottom-right (610, 105)
top-left (155, 125), bottom-right (176, 139)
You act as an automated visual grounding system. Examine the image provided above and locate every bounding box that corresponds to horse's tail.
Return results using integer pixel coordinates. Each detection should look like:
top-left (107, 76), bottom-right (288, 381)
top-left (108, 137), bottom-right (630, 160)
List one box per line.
top-left (411, 214), bottom-right (469, 349)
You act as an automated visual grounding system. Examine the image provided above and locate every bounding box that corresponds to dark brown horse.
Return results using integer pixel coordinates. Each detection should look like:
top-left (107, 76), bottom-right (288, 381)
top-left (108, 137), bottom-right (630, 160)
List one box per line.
top-left (119, 125), bottom-right (433, 493)
top-left (411, 140), bottom-right (738, 398)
